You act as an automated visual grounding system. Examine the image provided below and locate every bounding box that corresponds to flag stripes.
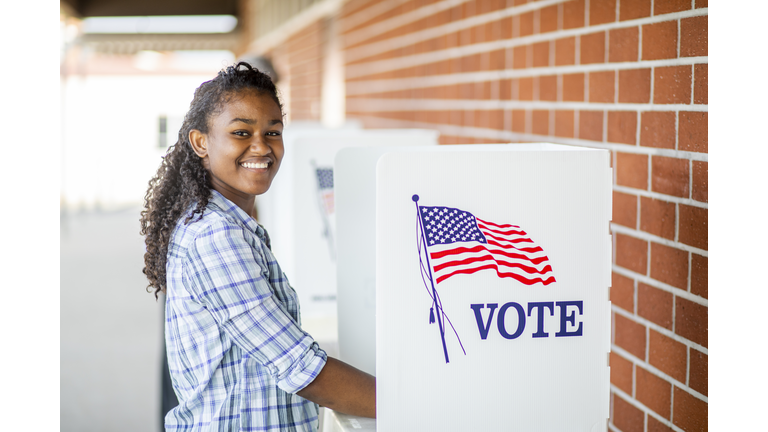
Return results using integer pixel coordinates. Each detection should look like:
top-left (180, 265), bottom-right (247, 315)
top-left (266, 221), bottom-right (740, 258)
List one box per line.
top-left (418, 205), bottom-right (555, 286)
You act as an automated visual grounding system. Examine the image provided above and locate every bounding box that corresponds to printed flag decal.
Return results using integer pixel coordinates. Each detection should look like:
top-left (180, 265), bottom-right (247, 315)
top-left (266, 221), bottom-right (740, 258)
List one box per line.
top-left (312, 160), bottom-right (336, 261)
top-left (413, 194), bottom-right (556, 363)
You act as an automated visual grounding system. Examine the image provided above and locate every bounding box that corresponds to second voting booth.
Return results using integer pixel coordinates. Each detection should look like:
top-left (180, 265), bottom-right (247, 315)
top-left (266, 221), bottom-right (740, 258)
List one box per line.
top-left (334, 143), bottom-right (612, 432)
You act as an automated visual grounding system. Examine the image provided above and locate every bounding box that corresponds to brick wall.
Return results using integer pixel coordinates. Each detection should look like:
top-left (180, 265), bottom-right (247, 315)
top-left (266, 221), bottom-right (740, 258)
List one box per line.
top-left (270, 20), bottom-right (326, 122)
top-left (259, 1), bottom-right (708, 430)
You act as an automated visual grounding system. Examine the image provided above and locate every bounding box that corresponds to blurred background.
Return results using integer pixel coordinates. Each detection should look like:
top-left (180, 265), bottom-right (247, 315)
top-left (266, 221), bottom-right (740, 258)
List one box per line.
top-left (59, 1), bottom-right (709, 432)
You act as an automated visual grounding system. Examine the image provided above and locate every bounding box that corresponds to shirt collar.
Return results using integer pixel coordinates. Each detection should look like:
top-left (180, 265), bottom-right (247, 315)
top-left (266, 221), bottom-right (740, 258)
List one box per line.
top-left (208, 189), bottom-right (266, 238)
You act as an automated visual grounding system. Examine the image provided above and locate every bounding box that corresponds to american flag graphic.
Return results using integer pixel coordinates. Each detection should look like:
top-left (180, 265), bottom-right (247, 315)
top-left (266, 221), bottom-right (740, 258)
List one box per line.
top-left (418, 205), bottom-right (556, 286)
top-left (315, 167), bottom-right (334, 215)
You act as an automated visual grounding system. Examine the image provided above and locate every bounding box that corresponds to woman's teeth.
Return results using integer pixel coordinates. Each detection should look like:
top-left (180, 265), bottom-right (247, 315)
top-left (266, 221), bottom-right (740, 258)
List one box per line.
top-left (241, 162), bottom-right (269, 169)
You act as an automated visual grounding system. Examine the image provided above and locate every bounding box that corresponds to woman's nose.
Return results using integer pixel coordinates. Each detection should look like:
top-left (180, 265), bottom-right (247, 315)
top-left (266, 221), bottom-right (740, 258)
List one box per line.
top-left (250, 135), bottom-right (272, 154)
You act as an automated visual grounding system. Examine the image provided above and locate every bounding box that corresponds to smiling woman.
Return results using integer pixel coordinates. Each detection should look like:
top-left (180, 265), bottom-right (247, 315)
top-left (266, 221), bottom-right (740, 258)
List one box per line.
top-left (140, 62), bottom-right (375, 431)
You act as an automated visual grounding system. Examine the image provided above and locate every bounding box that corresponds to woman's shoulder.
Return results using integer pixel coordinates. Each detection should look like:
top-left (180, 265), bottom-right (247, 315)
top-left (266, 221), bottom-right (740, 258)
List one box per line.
top-left (171, 201), bottom-right (247, 248)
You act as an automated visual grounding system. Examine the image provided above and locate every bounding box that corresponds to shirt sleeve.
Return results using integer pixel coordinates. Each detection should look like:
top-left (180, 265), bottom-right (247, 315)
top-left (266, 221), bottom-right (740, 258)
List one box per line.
top-left (183, 218), bottom-right (327, 394)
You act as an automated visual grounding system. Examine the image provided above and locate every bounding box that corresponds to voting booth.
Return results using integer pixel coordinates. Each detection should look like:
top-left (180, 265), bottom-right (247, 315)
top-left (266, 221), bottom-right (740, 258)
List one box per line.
top-left (255, 127), bottom-right (439, 320)
top-left (333, 143), bottom-right (611, 432)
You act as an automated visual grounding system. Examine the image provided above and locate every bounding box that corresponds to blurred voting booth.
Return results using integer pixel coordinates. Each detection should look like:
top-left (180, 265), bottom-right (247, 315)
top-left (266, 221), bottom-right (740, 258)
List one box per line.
top-left (254, 126), bottom-right (439, 322)
top-left (330, 143), bottom-right (612, 432)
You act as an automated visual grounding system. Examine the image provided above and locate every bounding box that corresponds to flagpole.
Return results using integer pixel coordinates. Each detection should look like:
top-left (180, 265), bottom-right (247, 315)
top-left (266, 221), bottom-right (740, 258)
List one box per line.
top-left (413, 194), bottom-right (450, 364)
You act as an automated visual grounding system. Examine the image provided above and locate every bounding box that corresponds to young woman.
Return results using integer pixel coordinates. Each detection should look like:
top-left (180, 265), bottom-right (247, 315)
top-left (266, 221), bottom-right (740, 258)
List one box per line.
top-left (140, 62), bottom-right (375, 431)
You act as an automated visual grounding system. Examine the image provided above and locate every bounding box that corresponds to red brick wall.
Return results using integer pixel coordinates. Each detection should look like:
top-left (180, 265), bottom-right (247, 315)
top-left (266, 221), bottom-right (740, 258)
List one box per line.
top-left (264, 1), bottom-right (708, 430)
top-left (269, 20), bottom-right (326, 121)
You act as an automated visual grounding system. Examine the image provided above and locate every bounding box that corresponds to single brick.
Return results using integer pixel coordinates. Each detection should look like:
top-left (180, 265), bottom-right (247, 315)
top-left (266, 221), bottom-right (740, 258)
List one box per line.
top-left (532, 110), bottom-right (549, 135)
top-left (479, 0), bottom-right (506, 14)
top-left (649, 329), bottom-right (687, 383)
top-left (638, 283), bottom-right (673, 329)
top-left (473, 24), bottom-right (493, 44)
top-left (462, 110), bottom-right (476, 127)
top-left (563, 0), bottom-right (586, 29)
top-left (499, 79), bottom-right (512, 100)
top-left (679, 204), bottom-right (708, 250)
top-left (512, 109), bottom-right (526, 133)
top-left (590, 0), bottom-right (617, 25)
top-left (589, 71), bottom-right (615, 103)
top-left (650, 243), bottom-right (688, 289)
top-left (654, 66), bottom-right (692, 104)
top-left (519, 77), bottom-right (534, 100)
top-left (681, 16), bottom-right (708, 57)
top-left (555, 110), bottom-right (575, 138)
top-left (539, 5), bottom-right (559, 33)
top-left (612, 271), bottom-right (635, 312)
top-left (616, 233), bottom-right (648, 274)
top-left (640, 196), bottom-right (675, 240)
top-left (615, 313), bottom-right (647, 360)
top-left (636, 365), bottom-right (672, 418)
top-left (613, 191), bottom-right (638, 228)
top-left (555, 37), bottom-right (576, 65)
top-left (579, 110), bottom-right (604, 141)
top-left (539, 75), bottom-right (557, 101)
top-left (673, 387), bottom-right (708, 432)
top-left (480, 109), bottom-right (504, 130)
top-left (642, 21), bottom-right (678, 60)
top-left (580, 31), bottom-right (606, 64)
top-left (489, 49), bottom-right (505, 70)
top-left (620, 0), bottom-right (651, 21)
top-left (648, 415), bottom-right (675, 432)
top-left (696, 0), bottom-right (707, 7)
top-left (519, 11), bottom-right (534, 37)
top-left (533, 41), bottom-right (550, 67)
top-left (617, 152), bottom-right (648, 189)
top-left (679, 112), bottom-right (707, 153)
top-left (675, 297), bottom-right (708, 347)
top-left (613, 394), bottom-right (644, 432)
top-left (619, 68), bottom-right (651, 103)
top-left (610, 351), bottom-right (634, 394)
top-left (689, 349), bottom-right (708, 396)
top-left (609, 27), bottom-right (639, 62)
top-left (694, 64), bottom-right (708, 104)
top-left (690, 253), bottom-right (707, 298)
top-left (654, 0), bottom-right (691, 14)
top-left (652, 155), bottom-right (689, 198)
top-left (608, 111), bottom-right (638, 145)
top-left (640, 111), bottom-right (676, 149)
top-left (500, 17), bottom-right (513, 40)
top-left (563, 73), bottom-right (585, 102)
top-left (513, 45), bottom-right (527, 69)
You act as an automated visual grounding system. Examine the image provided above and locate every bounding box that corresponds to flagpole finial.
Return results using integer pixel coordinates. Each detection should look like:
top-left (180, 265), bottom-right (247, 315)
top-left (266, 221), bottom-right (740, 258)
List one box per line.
top-left (412, 194), bottom-right (419, 202)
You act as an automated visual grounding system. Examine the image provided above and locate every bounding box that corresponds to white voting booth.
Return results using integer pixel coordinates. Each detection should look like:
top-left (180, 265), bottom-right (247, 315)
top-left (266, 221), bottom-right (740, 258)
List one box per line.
top-left (332, 143), bottom-right (611, 432)
top-left (254, 127), bottom-right (439, 321)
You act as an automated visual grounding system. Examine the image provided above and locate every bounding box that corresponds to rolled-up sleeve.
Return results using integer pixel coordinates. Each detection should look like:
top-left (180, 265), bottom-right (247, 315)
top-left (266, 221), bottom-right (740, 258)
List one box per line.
top-left (183, 218), bottom-right (326, 394)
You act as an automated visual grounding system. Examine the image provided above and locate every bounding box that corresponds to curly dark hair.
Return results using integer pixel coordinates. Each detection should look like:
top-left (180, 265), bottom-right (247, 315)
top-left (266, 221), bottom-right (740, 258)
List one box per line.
top-left (140, 61), bottom-right (283, 298)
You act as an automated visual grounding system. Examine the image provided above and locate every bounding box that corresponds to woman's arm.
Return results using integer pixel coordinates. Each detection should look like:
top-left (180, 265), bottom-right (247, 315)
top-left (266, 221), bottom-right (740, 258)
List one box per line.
top-left (296, 356), bottom-right (376, 418)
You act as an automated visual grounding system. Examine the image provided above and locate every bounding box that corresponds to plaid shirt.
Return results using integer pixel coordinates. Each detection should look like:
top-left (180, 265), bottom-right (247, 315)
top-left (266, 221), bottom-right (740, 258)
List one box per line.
top-left (164, 190), bottom-right (327, 431)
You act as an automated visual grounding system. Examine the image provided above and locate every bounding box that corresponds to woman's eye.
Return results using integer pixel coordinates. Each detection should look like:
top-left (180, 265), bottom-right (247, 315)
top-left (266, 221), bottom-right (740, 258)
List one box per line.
top-left (233, 130), bottom-right (249, 137)
top-left (266, 131), bottom-right (282, 137)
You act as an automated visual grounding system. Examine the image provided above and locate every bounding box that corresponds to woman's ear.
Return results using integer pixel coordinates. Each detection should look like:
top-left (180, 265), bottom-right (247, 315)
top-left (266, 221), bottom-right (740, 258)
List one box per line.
top-left (189, 130), bottom-right (208, 158)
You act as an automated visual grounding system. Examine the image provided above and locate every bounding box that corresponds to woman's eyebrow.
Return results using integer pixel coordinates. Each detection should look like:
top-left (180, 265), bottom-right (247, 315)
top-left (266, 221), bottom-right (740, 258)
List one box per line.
top-left (228, 118), bottom-right (283, 126)
top-left (229, 117), bottom-right (255, 125)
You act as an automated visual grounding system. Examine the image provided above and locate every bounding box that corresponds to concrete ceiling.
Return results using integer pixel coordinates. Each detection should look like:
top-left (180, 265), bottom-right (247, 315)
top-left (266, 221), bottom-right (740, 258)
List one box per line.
top-left (62, 0), bottom-right (238, 17)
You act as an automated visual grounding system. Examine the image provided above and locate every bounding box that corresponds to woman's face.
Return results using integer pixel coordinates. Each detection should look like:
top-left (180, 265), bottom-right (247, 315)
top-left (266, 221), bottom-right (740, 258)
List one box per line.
top-left (190, 90), bottom-right (284, 207)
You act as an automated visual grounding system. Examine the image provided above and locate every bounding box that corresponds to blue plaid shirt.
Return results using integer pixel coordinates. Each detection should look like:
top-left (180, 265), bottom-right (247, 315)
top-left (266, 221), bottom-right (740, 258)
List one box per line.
top-left (164, 190), bottom-right (327, 431)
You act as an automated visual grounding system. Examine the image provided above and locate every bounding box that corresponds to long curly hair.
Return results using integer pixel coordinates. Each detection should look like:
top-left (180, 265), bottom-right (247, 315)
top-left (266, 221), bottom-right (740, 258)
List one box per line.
top-left (140, 62), bottom-right (283, 298)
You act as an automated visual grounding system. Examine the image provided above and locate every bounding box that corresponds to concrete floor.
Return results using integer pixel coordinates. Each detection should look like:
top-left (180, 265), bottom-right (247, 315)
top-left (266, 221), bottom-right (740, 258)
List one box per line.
top-left (61, 207), bottom-right (340, 431)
